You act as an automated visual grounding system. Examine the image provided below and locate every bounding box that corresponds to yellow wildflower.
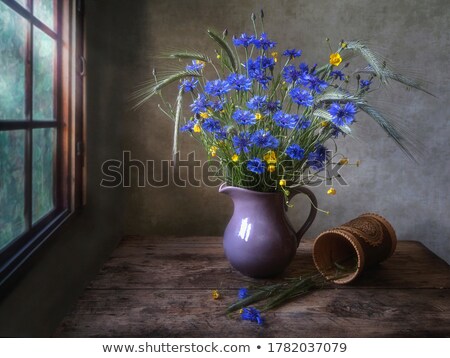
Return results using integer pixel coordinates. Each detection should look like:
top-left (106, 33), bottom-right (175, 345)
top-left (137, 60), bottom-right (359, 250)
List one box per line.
top-left (321, 121), bottom-right (329, 127)
top-left (200, 112), bottom-right (209, 119)
top-left (329, 53), bottom-right (342, 66)
top-left (231, 154), bottom-right (239, 162)
top-left (255, 112), bottom-right (262, 120)
top-left (268, 164), bottom-right (276, 173)
top-left (263, 150), bottom-right (277, 164)
top-left (327, 187), bottom-right (337, 195)
top-left (193, 123), bottom-right (201, 133)
top-left (217, 54), bottom-right (221, 59)
top-left (341, 42), bottom-right (348, 49)
top-left (279, 179), bottom-right (286, 187)
top-left (271, 51), bottom-right (278, 63)
top-left (339, 157), bottom-right (349, 165)
top-left (212, 290), bottom-right (220, 300)
top-left (209, 146), bottom-right (218, 157)
top-left (239, 308), bottom-right (243, 314)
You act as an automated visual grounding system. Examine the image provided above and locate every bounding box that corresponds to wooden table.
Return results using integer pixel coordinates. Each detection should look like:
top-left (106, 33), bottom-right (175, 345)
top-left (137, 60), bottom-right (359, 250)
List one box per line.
top-left (55, 236), bottom-right (450, 337)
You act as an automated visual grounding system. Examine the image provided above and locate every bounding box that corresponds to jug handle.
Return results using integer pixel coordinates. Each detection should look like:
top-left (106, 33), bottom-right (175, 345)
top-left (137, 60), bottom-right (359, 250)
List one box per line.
top-left (287, 187), bottom-right (318, 247)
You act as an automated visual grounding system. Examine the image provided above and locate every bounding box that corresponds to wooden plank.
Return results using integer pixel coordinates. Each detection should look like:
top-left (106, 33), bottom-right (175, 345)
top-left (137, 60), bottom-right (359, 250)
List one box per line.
top-left (86, 237), bottom-right (450, 290)
top-left (54, 288), bottom-right (450, 338)
top-left (55, 236), bottom-right (450, 337)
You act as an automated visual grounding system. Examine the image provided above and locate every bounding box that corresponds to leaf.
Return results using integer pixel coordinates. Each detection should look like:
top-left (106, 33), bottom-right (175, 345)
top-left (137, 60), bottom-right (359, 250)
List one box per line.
top-left (207, 29), bottom-right (237, 71)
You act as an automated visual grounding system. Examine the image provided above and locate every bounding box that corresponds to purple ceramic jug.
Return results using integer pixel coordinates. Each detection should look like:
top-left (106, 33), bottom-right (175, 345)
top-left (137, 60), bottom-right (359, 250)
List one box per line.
top-left (219, 184), bottom-right (318, 278)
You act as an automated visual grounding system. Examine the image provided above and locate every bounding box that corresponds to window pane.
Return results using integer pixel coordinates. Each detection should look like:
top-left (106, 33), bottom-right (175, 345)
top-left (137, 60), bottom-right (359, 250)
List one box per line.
top-left (32, 128), bottom-right (55, 223)
top-left (33, 0), bottom-right (54, 30)
top-left (0, 2), bottom-right (27, 120)
top-left (33, 27), bottom-right (55, 121)
top-left (0, 131), bottom-right (26, 250)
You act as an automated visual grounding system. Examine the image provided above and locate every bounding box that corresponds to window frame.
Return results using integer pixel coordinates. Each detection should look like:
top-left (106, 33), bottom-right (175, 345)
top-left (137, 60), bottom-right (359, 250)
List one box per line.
top-left (0, 0), bottom-right (84, 290)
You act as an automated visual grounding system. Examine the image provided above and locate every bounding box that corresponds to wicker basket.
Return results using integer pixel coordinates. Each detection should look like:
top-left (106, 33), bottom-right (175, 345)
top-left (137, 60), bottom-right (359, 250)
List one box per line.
top-left (312, 213), bottom-right (397, 284)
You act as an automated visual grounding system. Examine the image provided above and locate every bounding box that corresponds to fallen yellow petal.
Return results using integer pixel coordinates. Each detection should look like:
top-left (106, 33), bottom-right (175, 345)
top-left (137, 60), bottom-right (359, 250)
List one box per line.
top-left (212, 290), bottom-right (220, 300)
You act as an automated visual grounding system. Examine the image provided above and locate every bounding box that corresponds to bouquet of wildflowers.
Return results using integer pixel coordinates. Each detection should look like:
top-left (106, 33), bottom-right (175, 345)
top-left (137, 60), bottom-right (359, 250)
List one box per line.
top-left (132, 12), bottom-right (430, 195)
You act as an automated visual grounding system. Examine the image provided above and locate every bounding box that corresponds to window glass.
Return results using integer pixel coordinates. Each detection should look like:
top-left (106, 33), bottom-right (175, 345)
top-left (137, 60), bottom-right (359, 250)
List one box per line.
top-left (0, 2), bottom-right (27, 120)
top-left (33, 0), bottom-right (54, 30)
top-left (33, 27), bottom-right (55, 121)
top-left (32, 128), bottom-right (55, 223)
top-left (0, 130), bottom-right (26, 250)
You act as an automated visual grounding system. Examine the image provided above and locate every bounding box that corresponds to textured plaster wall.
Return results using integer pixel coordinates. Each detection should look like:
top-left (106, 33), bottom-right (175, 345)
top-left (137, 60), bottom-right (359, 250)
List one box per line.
top-left (120, 0), bottom-right (450, 263)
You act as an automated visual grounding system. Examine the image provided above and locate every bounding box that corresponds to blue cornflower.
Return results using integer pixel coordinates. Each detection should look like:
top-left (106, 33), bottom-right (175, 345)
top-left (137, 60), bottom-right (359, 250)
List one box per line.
top-left (204, 79), bottom-right (231, 97)
top-left (179, 78), bottom-right (198, 93)
top-left (245, 58), bottom-right (260, 74)
top-left (247, 95), bottom-right (267, 111)
top-left (251, 130), bottom-right (279, 149)
top-left (215, 126), bottom-right (228, 140)
top-left (308, 145), bottom-right (328, 171)
top-left (241, 307), bottom-right (264, 325)
top-left (252, 32), bottom-right (276, 50)
top-left (273, 110), bottom-right (299, 129)
top-left (185, 60), bottom-right (204, 72)
top-left (257, 56), bottom-right (276, 70)
top-left (264, 100), bottom-right (281, 113)
top-left (232, 109), bottom-right (256, 125)
top-left (289, 88), bottom-right (314, 107)
top-left (190, 94), bottom-right (209, 114)
top-left (328, 102), bottom-right (357, 126)
top-left (202, 118), bottom-right (221, 132)
top-left (282, 65), bottom-right (301, 83)
top-left (299, 119), bottom-right (311, 129)
top-left (209, 99), bottom-right (225, 112)
top-left (283, 48), bottom-right (302, 58)
top-left (306, 75), bottom-right (328, 93)
top-left (232, 132), bottom-right (252, 154)
top-left (233, 33), bottom-right (256, 47)
top-left (180, 120), bottom-right (196, 132)
top-left (330, 124), bottom-right (345, 138)
top-left (360, 79), bottom-right (371, 90)
top-left (238, 288), bottom-right (249, 299)
top-left (244, 58), bottom-right (272, 88)
top-left (247, 158), bottom-right (266, 174)
top-left (227, 73), bottom-right (253, 92)
top-left (253, 72), bottom-right (272, 89)
top-left (299, 62), bottom-right (309, 74)
top-left (286, 144), bottom-right (305, 160)
top-left (330, 70), bottom-right (345, 81)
